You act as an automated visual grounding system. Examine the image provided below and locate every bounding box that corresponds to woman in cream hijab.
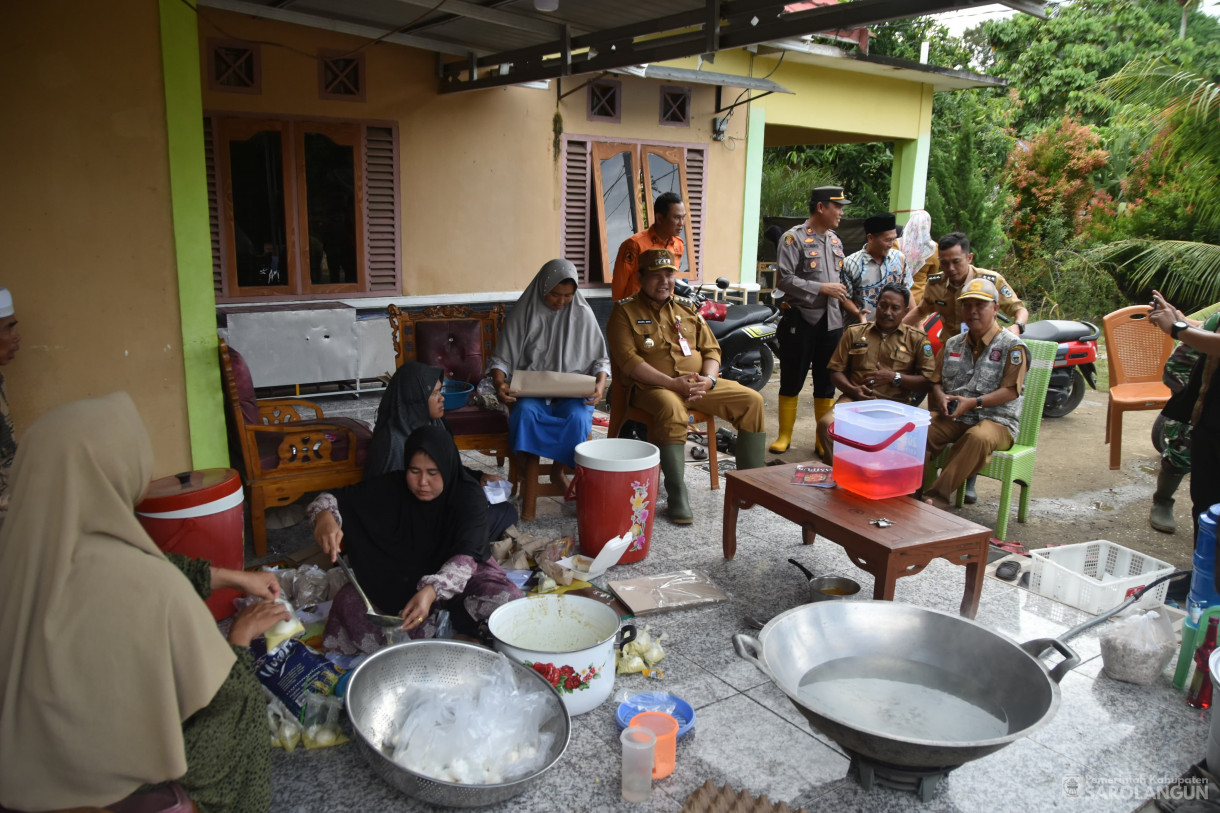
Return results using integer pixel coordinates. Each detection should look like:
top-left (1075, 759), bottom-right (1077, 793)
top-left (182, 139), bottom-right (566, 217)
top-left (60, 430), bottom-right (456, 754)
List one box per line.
top-left (0, 393), bottom-right (287, 813)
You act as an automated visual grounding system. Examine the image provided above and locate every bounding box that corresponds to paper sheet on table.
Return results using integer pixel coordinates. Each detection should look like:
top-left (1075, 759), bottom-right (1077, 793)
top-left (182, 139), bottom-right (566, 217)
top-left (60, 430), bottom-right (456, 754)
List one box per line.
top-left (510, 370), bottom-right (596, 398)
top-left (556, 531), bottom-right (634, 579)
top-left (608, 570), bottom-right (728, 615)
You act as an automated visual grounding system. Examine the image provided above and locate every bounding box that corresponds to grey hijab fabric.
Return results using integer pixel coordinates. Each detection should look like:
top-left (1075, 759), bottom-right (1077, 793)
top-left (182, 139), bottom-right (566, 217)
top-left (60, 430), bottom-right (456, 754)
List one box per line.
top-left (489, 259), bottom-right (609, 378)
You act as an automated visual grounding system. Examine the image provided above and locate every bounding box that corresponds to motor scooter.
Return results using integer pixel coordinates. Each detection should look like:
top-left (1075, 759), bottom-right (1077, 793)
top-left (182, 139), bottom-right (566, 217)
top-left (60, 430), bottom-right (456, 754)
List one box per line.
top-left (674, 277), bottom-right (780, 392)
top-left (922, 312), bottom-right (1099, 418)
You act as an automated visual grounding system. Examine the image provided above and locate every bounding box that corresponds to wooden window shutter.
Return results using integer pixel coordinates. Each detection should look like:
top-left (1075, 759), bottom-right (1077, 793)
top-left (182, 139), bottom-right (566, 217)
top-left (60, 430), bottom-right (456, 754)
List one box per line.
top-left (204, 117), bottom-right (224, 298)
top-left (364, 125), bottom-right (400, 293)
top-left (685, 146), bottom-right (707, 280)
top-left (561, 138), bottom-right (592, 284)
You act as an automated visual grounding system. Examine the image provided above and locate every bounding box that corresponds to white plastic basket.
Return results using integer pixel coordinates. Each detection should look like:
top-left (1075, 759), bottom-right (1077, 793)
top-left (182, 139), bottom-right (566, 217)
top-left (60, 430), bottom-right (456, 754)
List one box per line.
top-left (1027, 540), bottom-right (1173, 615)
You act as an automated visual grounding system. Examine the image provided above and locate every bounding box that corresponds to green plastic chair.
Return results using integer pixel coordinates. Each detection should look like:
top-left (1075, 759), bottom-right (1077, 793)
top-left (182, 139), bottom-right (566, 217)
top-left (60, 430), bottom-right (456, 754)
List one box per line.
top-left (923, 339), bottom-right (1057, 541)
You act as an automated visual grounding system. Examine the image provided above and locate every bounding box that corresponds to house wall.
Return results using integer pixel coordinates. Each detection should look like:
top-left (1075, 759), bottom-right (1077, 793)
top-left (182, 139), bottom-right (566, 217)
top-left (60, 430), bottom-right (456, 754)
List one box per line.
top-left (198, 10), bottom-right (749, 296)
top-left (0, 0), bottom-right (193, 474)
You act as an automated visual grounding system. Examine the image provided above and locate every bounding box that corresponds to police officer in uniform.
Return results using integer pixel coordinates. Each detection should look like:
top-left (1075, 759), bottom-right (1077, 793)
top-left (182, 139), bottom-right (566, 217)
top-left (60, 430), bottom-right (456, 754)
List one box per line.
top-left (903, 231), bottom-right (1029, 503)
top-left (923, 278), bottom-right (1029, 508)
top-left (607, 249), bottom-right (766, 524)
top-left (904, 232), bottom-right (1028, 339)
top-left (771, 185), bottom-right (851, 456)
top-left (816, 284), bottom-right (934, 462)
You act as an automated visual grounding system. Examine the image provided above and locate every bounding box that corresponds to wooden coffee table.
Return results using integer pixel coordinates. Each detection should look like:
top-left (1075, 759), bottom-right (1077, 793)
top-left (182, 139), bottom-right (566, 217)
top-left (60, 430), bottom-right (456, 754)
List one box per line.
top-left (723, 463), bottom-right (992, 618)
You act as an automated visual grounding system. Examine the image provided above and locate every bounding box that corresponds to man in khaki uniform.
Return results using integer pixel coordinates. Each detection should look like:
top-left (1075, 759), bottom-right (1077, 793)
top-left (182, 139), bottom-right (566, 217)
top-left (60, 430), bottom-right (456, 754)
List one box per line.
top-left (903, 232), bottom-right (1028, 340)
top-left (924, 278), bottom-right (1030, 508)
top-left (903, 231), bottom-right (1029, 503)
top-left (817, 284), bottom-right (935, 461)
top-left (608, 249), bottom-right (766, 524)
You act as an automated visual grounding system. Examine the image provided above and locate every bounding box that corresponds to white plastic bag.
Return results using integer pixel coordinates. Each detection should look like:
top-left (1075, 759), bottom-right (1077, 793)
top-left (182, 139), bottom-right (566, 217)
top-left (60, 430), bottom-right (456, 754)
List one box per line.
top-left (1099, 610), bottom-right (1176, 685)
top-left (388, 654), bottom-right (554, 784)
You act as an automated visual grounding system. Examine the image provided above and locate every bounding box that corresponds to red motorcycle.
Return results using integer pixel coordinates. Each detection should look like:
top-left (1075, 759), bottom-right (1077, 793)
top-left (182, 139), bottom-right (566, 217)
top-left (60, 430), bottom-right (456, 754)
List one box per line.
top-left (921, 313), bottom-right (1099, 418)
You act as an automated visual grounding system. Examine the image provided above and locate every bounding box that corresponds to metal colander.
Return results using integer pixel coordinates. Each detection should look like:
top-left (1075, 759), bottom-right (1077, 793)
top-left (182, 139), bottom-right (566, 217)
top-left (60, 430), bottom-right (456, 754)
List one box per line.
top-left (345, 640), bottom-right (571, 808)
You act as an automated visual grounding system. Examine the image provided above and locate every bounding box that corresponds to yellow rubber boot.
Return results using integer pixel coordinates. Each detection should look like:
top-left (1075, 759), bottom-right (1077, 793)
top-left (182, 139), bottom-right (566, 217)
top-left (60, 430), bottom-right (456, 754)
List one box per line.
top-left (813, 397), bottom-right (836, 458)
top-left (769, 395), bottom-right (798, 453)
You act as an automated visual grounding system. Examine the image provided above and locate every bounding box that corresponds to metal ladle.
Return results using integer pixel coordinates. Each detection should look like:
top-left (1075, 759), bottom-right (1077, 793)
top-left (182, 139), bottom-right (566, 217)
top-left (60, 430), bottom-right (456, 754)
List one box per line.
top-left (334, 555), bottom-right (404, 628)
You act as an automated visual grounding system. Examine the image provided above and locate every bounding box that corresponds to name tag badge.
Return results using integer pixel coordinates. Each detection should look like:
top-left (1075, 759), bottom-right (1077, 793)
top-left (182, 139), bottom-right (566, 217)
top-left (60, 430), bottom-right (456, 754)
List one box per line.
top-left (636, 319), bottom-right (653, 325)
top-left (676, 319), bottom-right (692, 357)
top-left (852, 341), bottom-right (869, 348)
top-left (935, 300), bottom-right (947, 306)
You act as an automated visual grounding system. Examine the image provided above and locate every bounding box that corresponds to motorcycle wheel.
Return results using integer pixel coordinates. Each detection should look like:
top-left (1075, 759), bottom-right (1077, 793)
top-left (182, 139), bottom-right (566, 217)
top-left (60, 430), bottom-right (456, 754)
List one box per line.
top-left (1043, 367), bottom-right (1087, 418)
top-left (725, 345), bottom-right (775, 392)
top-left (1152, 413), bottom-right (1167, 455)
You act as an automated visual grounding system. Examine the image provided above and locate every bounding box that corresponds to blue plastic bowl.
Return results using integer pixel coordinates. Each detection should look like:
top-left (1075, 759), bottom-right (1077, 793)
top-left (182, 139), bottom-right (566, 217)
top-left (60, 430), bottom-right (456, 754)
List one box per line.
top-left (615, 692), bottom-right (695, 738)
top-left (441, 380), bottom-right (474, 411)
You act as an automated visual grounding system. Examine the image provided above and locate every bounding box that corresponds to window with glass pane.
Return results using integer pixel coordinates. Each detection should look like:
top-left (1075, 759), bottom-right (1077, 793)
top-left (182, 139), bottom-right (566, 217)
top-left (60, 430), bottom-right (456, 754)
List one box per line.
top-left (229, 130), bottom-right (289, 289)
top-left (598, 151), bottom-right (639, 271)
top-left (647, 152), bottom-right (691, 274)
top-left (303, 132), bottom-right (358, 286)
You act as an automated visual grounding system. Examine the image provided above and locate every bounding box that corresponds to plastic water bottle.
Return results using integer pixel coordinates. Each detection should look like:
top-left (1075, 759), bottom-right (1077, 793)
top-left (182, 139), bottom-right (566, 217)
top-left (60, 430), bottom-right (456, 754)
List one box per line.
top-left (1189, 505), bottom-right (1220, 610)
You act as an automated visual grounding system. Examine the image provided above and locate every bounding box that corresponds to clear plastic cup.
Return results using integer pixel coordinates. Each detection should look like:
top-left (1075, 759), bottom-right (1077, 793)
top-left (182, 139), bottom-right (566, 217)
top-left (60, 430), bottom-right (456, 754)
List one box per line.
top-left (630, 711), bottom-right (679, 779)
top-left (621, 725), bottom-right (655, 802)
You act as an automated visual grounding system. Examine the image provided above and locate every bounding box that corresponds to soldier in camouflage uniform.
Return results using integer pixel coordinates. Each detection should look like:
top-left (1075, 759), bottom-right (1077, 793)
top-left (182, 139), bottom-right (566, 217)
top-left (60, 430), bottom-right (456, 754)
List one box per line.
top-left (0, 287), bottom-right (19, 525)
top-left (1151, 310), bottom-right (1220, 533)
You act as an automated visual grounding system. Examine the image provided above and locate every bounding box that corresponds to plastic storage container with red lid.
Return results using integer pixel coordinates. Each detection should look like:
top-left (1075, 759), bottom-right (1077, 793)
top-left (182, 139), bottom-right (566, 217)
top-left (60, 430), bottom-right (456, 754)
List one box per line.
top-left (136, 468), bottom-right (245, 621)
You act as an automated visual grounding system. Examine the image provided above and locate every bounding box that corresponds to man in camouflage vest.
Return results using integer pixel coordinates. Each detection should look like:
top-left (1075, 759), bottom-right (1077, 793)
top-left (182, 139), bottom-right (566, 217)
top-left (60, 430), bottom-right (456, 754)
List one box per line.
top-left (923, 278), bottom-right (1029, 509)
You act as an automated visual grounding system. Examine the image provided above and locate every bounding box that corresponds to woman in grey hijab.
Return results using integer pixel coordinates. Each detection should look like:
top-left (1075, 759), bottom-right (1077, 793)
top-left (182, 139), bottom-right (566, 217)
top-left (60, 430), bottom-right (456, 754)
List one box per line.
top-left (489, 259), bottom-right (609, 468)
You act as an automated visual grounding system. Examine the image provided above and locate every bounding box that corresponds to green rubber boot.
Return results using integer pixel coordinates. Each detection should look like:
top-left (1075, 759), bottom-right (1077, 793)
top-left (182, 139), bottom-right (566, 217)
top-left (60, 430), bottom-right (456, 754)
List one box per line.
top-left (1150, 469), bottom-right (1185, 534)
top-left (659, 443), bottom-right (693, 525)
top-left (735, 431), bottom-right (768, 471)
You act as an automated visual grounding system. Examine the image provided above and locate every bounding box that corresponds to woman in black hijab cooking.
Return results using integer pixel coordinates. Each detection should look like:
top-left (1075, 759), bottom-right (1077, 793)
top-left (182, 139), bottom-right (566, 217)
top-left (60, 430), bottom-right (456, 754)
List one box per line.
top-left (366, 361), bottom-right (516, 542)
top-left (309, 425), bottom-right (523, 654)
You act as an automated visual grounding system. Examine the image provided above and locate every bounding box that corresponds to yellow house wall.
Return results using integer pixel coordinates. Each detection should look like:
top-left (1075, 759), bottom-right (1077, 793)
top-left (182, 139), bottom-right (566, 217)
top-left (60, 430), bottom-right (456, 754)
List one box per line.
top-left (199, 11), bottom-right (748, 293)
top-left (0, 0), bottom-right (193, 474)
top-left (704, 50), bottom-right (930, 144)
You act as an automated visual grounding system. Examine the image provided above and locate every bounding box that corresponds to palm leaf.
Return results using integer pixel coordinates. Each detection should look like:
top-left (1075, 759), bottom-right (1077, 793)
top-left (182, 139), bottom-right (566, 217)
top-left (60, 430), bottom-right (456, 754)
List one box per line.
top-left (1090, 239), bottom-right (1220, 304)
top-left (1101, 60), bottom-right (1220, 127)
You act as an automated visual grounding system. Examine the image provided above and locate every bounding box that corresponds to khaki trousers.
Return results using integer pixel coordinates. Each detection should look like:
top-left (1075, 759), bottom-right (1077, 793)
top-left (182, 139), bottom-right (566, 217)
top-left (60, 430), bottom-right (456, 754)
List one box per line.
top-left (924, 415), bottom-right (1013, 502)
top-left (631, 379), bottom-right (765, 445)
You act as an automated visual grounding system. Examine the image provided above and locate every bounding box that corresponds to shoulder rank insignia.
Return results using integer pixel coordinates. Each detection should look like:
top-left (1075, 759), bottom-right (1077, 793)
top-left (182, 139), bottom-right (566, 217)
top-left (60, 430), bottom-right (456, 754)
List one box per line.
top-left (614, 294), bottom-right (638, 305)
top-left (927, 273), bottom-right (944, 283)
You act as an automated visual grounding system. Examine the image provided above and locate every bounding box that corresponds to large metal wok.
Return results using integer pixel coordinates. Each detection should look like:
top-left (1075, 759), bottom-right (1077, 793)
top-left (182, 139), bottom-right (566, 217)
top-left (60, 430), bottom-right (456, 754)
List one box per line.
top-left (733, 573), bottom-right (1184, 771)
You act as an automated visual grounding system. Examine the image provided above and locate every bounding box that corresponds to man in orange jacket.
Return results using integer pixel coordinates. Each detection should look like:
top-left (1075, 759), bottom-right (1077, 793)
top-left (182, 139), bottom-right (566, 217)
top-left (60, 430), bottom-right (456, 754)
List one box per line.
top-left (611, 192), bottom-right (686, 301)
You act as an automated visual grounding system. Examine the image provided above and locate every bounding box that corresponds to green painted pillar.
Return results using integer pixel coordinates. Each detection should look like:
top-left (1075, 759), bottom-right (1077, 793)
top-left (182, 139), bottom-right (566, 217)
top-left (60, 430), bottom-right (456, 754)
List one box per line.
top-left (890, 84), bottom-right (933, 225)
top-left (159, 0), bottom-right (228, 469)
top-left (738, 105), bottom-right (766, 283)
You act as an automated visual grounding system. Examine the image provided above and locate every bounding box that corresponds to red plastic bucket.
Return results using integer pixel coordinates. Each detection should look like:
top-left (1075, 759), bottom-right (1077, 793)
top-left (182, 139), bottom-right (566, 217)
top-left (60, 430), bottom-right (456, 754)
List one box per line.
top-left (136, 468), bottom-right (245, 621)
top-left (569, 439), bottom-right (660, 564)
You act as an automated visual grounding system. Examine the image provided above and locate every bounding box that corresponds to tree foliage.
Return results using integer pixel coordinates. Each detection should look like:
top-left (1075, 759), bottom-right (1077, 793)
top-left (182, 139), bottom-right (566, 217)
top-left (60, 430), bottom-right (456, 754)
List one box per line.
top-left (981, 0), bottom-right (1220, 136)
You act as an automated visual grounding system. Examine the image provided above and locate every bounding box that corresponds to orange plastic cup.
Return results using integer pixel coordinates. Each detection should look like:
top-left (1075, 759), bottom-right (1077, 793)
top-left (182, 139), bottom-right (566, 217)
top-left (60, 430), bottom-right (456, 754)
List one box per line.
top-left (630, 711), bottom-right (679, 779)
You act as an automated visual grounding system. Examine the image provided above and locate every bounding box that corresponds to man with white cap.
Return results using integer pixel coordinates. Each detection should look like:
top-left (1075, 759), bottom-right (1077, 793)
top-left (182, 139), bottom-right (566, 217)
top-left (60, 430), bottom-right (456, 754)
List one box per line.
top-left (0, 287), bottom-right (20, 520)
top-left (923, 277), bottom-right (1028, 509)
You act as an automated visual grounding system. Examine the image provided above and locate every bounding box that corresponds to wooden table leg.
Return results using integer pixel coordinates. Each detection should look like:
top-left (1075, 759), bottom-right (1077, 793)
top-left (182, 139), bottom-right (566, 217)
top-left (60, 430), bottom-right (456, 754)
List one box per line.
top-left (801, 524), bottom-right (817, 546)
top-left (875, 556), bottom-right (900, 602)
top-left (723, 480), bottom-right (741, 559)
top-left (959, 552), bottom-right (985, 619)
